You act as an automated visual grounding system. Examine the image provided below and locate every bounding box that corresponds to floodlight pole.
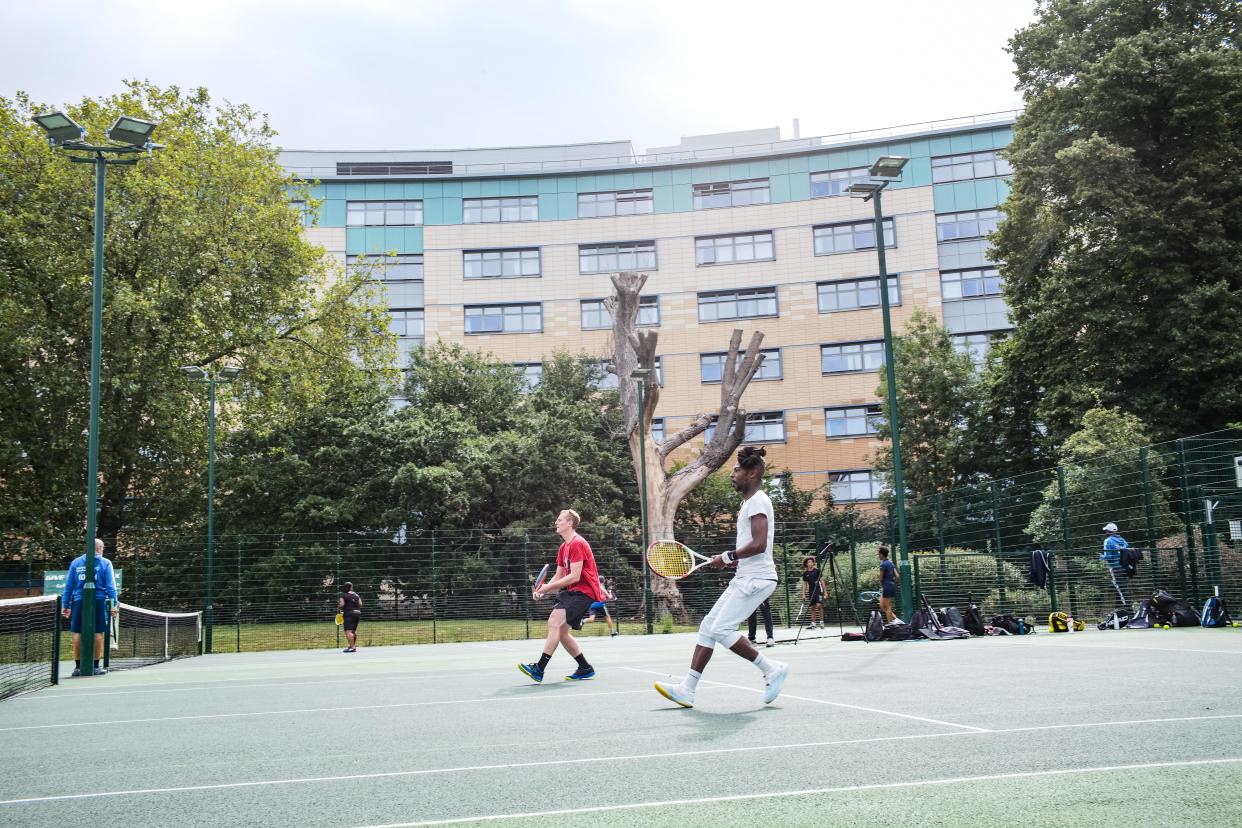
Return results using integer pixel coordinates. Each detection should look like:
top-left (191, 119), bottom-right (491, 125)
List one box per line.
top-left (45, 129), bottom-right (154, 677)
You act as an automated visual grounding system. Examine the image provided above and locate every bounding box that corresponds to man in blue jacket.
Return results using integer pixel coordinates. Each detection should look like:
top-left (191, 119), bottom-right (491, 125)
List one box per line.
top-left (1101, 523), bottom-right (1128, 606)
top-left (60, 539), bottom-right (118, 676)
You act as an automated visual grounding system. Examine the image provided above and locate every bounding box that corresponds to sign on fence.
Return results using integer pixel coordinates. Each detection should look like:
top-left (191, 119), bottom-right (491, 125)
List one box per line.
top-left (42, 569), bottom-right (123, 596)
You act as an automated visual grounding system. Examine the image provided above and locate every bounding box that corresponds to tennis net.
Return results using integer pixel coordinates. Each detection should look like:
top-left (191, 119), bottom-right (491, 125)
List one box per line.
top-left (107, 601), bottom-right (202, 671)
top-left (0, 595), bottom-right (61, 701)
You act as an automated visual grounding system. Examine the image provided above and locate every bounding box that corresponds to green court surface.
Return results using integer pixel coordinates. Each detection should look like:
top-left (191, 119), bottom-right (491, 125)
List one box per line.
top-left (1, 628), bottom-right (1240, 827)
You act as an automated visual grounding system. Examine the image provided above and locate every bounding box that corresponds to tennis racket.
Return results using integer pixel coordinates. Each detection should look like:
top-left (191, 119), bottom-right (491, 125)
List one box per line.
top-left (646, 539), bottom-right (715, 580)
top-left (859, 590), bottom-right (881, 603)
top-left (532, 564), bottom-right (551, 598)
top-left (334, 612), bottom-right (344, 626)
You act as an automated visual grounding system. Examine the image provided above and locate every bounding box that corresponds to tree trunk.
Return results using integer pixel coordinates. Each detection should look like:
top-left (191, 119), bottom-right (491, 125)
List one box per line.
top-left (611, 271), bottom-right (768, 625)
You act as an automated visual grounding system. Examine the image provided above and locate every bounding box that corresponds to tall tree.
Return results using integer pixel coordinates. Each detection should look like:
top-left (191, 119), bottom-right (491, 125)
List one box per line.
top-left (874, 309), bottom-right (983, 500)
top-left (610, 271), bottom-right (768, 621)
top-left (993, 0), bottom-right (1242, 444)
top-left (0, 82), bottom-right (393, 541)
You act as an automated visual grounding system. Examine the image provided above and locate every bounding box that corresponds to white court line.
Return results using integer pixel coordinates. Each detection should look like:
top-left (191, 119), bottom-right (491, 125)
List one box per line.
top-left (2, 712), bottom-right (1237, 807)
top-left (0, 689), bottom-right (649, 733)
top-left (620, 667), bottom-right (990, 732)
top-left (350, 757), bottom-right (1242, 827)
top-left (1037, 641), bottom-right (1242, 656)
top-left (14, 669), bottom-right (526, 700)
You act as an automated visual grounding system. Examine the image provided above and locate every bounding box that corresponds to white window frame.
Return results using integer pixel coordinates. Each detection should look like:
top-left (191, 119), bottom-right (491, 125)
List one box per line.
top-left (700, 348), bottom-right (782, 383)
top-left (462, 196), bottom-right (538, 223)
top-left (579, 241), bottom-right (657, 274)
top-left (829, 469), bottom-right (884, 502)
top-left (346, 200), bottom-right (423, 227)
top-left (697, 287), bottom-right (778, 322)
top-left (931, 150), bottom-right (1012, 183)
top-left (810, 167), bottom-right (869, 198)
top-left (463, 303), bottom-right (543, 334)
top-left (692, 178), bottom-right (770, 209)
top-left (824, 405), bottom-right (883, 438)
top-left (816, 276), bottom-right (901, 313)
top-left (577, 189), bottom-right (654, 218)
top-left (821, 341), bottom-right (885, 374)
top-left (813, 219), bottom-right (896, 255)
top-left (463, 248), bottom-right (542, 279)
top-left (695, 231), bottom-right (775, 265)
top-left (705, 411), bottom-right (786, 444)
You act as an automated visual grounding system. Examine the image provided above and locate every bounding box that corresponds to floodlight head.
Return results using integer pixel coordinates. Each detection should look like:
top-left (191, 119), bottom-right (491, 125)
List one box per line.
top-left (846, 181), bottom-right (885, 199)
top-left (107, 115), bottom-right (158, 148)
top-left (33, 111), bottom-right (85, 146)
top-left (217, 365), bottom-right (243, 381)
top-left (869, 155), bottom-right (909, 179)
top-left (180, 365), bottom-right (208, 380)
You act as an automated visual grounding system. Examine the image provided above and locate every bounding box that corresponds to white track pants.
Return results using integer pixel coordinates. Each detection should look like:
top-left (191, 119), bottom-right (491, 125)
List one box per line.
top-left (698, 576), bottom-right (778, 649)
top-left (1107, 566), bottom-right (1127, 606)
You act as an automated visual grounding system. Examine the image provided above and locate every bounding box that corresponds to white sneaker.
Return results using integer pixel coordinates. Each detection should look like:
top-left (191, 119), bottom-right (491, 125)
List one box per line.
top-left (653, 681), bottom-right (694, 708)
top-left (765, 637), bottom-right (775, 648)
top-left (763, 662), bottom-right (790, 704)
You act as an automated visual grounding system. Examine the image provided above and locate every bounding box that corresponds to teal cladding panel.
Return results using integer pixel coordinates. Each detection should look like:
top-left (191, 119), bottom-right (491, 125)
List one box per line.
top-left (402, 183), bottom-right (424, 198)
top-left (906, 158), bottom-right (933, 188)
top-left (442, 197), bottom-right (463, 224)
top-left (424, 198), bottom-right (444, 225)
top-left (384, 183), bottom-right (404, 199)
top-left (345, 183), bottom-right (367, 199)
top-left (671, 168), bottom-right (692, 185)
top-left (538, 177), bottom-right (559, 194)
top-left (786, 172), bottom-right (810, 202)
top-left (653, 186), bottom-right (675, 213)
top-left (538, 193), bottom-right (559, 220)
top-left (365, 183), bottom-right (386, 199)
top-left (462, 180), bottom-right (482, 197)
top-left (652, 169), bottom-right (673, 186)
top-left (770, 174), bottom-right (792, 203)
top-left (321, 199), bottom-right (346, 226)
top-left (440, 181), bottom-right (463, 197)
top-left (949, 134), bottom-right (974, 154)
top-left (558, 192), bottom-right (577, 218)
top-left (928, 136), bottom-right (953, 157)
top-left (671, 185), bottom-right (693, 212)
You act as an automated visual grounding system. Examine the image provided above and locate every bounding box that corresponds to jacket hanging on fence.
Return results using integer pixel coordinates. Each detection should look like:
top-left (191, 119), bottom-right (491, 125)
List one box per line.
top-left (1028, 548), bottom-right (1050, 589)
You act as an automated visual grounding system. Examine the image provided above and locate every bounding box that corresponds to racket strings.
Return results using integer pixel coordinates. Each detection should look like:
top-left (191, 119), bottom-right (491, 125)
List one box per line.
top-left (648, 542), bottom-right (693, 578)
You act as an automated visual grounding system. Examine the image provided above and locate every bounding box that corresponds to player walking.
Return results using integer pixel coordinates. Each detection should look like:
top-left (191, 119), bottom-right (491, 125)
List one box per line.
top-left (519, 509), bottom-right (605, 682)
top-left (654, 446), bottom-right (789, 708)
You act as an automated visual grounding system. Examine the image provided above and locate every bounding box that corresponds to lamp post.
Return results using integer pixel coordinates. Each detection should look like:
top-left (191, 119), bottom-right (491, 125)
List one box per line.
top-left (630, 368), bottom-right (654, 634)
top-left (182, 364), bottom-right (243, 654)
top-left (34, 111), bottom-right (161, 677)
top-left (847, 155), bottom-right (914, 620)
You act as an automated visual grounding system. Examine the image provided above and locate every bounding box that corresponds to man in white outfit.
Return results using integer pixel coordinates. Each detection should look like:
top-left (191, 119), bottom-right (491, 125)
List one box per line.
top-left (654, 446), bottom-right (790, 708)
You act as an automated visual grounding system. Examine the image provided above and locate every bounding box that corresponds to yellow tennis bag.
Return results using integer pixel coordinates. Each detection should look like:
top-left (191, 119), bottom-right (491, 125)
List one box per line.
top-left (1048, 611), bottom-right (1070, 633)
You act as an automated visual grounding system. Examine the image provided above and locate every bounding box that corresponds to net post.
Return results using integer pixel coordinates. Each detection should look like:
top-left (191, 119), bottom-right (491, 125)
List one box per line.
top-left (522, 532), bottom-right (531, 640)
top-left (165, 614), bottom-right (170, 661)
top-left (52, 596), bottom-right (62, 685)
top-left (430, 534), bottom-right (438, 645)
top-left (103, 599), bottom-right (110, 671)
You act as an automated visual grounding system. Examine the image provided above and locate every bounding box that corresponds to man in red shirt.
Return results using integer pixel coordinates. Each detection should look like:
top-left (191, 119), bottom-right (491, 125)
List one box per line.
top-left (519, 509), bottom-right (604, 683)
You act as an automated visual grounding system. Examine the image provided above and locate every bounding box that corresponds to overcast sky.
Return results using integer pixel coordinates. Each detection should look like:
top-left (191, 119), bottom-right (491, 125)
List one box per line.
top-left (4, 0), bottom-right (1038, 153)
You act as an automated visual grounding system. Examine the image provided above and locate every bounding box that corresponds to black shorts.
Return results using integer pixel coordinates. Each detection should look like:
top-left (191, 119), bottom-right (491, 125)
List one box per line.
top-left (882, 583), bottom-right (897, 599)
top-left (554, 591), bottom-right (595, 630)
top-left (343, 611), bottom-right (361, 632)
top-left (69, 599), bottom-right (108, 634)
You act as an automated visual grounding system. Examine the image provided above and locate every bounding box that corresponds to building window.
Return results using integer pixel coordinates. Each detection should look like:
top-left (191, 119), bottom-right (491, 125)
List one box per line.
top-left (698, 287), bottom-right (778, 322)
top-left (463, 196), bottom-right (538, 223)
top-left (695, 231), bottom-right (775, 265)
top-left (825, 405), bottom-right (883, 438)
top-left (941, 267), bottom-right (1002, 299)
top-left (514, 363), bottom-right (543, 391)
top-left (577, 189), bottom-right (654, 218)
top-left (693, 178), bottom-right (770, 209)
top-left (579, 241), bottom-right (657, 274)
top-left (810, 167), bottom-right (869, 198)
top-left (817, 276), bottom-right (901, 313)
top-left (346, 200), bottom-right (423, 227)
top-left (952, 332), bottom-right (1007, 367)
top-left (821, 341), bottom-right (885, 374)
top-left (705, 411), bottom-right (786, 443)
top-left (700, 349), bottom-right (782, 383)
top-left (464, 303), bottom-right (542, 334)
top-left (830, 470), bottom-right (884, 502)
top-left (936, 209), bottom-right (1002, 242)
top-left (290, 200), bottom-right (313, 226)
top-left (931, 150), bottom-right (1012, 183)
top-left (813, 219), bottom-right (895, 255)
top-left (346, 254), bottom-right (424, 281)
top-left (650, 418), bottom-right (664, 444)
top-left (463, 248), bottom-right (541, 279)
top-left (580, 296), bottom-right (659, 330)
top-left (390, 309), bottom-right (424, 367)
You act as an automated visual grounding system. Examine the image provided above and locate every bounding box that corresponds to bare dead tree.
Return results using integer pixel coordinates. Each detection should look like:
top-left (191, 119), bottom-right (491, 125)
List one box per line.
top-left (607, 270), bottom-right (767, 622)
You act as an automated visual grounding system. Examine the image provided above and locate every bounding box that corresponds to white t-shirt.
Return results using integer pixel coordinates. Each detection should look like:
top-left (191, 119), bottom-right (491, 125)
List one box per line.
top-left (734, 489), bottom-right (777, 580)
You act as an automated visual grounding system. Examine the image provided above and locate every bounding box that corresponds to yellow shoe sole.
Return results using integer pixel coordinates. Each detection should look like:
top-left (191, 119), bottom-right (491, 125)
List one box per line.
top-left (653, 682), bottom-right (693, 708)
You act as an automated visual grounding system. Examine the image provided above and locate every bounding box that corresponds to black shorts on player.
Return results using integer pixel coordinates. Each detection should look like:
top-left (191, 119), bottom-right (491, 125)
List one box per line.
top-left (555, 591), bottom-right (594, 630)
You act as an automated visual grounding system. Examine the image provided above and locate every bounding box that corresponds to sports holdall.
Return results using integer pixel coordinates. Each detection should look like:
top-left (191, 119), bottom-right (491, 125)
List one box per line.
top-left (1201, 595), bottom-right (1234, 628)
top-left (864, 609), bottom-right (886, 642)
top-left (1098, 609), bottom-right (1131, 630)
top-left (1048, 611), bottom-right (1070, 633)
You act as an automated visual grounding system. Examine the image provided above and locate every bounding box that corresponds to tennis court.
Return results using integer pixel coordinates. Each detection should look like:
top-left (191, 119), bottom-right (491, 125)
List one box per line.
top-left (2, 628), bottom-right (1240, 827)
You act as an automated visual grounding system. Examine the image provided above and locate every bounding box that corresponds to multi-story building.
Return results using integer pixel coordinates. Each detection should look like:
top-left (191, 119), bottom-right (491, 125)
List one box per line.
top-left (279, 112), bottom-right (1016, 506)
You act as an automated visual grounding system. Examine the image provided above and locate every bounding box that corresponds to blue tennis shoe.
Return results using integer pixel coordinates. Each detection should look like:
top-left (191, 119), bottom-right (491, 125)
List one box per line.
top-left (565, 666), bottom-right (595, 681)
top-left (518, 662), bottom-right (544, 683)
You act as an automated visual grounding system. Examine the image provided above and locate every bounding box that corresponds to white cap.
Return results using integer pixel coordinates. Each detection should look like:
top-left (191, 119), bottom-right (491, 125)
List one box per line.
top-left (1102, 522), bottom-right (1118, 533)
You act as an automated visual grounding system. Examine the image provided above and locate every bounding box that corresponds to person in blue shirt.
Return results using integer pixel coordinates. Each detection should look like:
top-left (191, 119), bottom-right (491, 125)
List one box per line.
top-left (60, 539), bottom-right (118, 676)
top-left (1101, 522), bottom-right (1129, 606)
top-left (878, 547), bottom-right (901, 624)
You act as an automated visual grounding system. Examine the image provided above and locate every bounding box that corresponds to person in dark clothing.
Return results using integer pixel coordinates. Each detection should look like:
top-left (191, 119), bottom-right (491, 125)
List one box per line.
top-left (878, 547), bottom-right (901, 623)
top-left (747, 599), bottom-right (775, 647)
top-left (338, 582), bottom-right (363, 653)
top-left (801, 556), bottom-right (828, 629)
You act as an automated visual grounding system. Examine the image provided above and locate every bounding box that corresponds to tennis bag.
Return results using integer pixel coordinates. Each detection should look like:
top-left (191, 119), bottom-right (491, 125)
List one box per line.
top-left (1128, 600), bottom-right (1155, 628)
top-left (1202, 595), bottom-right (1234, 628)
top-left (864, 609), bottom-right (885, 642)
top-left (909, 607), bottom-right (936, 639)
top-left (989, 614), bottom-right (1029, 635)
top-left (1098, 609), bottom-right (1131, 630)
top-left (939, 607), bottom-right (965, 628)
top-left (962, 602), bottom-right (987, 636)
top-left (1048, 611), bottom-right (1070, 633)
top-left (882, 623), bottom-right (915, 641)
top-left (1169, 601), bottom-right (1201, 627)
